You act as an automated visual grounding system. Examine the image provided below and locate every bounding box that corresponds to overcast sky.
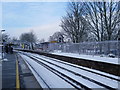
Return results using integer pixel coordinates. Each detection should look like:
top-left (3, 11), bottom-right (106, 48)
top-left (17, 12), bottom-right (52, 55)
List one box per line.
top-left (2, 1), bottom-right (68, 41)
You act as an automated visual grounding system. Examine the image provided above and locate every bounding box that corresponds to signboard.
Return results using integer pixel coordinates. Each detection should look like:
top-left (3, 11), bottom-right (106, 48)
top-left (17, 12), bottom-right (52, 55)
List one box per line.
top-left (50, 41), bottom-right (57, 43)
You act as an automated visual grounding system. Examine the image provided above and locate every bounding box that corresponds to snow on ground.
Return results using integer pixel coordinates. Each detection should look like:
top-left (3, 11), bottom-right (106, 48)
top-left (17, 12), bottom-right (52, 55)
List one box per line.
top-left (21, 51), bottom-right (119, 79)
top-left (20, 53), bottom-right (104, 88)
top-left (31, 56), bottom-right (103, 88)
top-left (20, 54), bottom-right (74, 88)
top-left (32, 53), bottom-right (119, 79)
top-left (51, 52), bottom-right (119, 65)
top-left (18, 51), bottom-right (120, 89)
top-left (27, 53), bottom-right (119, 88)
top-left (18, 51), bottom-right (119, 79)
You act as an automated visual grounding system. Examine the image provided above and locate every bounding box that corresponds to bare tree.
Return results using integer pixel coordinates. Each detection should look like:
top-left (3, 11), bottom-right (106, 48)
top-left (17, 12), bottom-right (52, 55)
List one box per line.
top-left (12, 37), bottom-right (18, 41)
top-left (2, 33), bottom-right (10, 42)
top-left (39, 38), bottom-right (45, 43)
top-left (84, 1), bottom-right (120, 41)
top-left (20, 31), bottom-right (37, 49)
top-left (83, 1), bottom-right (120, 53)
top-left (49, 31), bottom-right (64, 43)
top-left (20, 31), bottom-right (37, 43)
top-left (61, 2), bottom-right (89, 43)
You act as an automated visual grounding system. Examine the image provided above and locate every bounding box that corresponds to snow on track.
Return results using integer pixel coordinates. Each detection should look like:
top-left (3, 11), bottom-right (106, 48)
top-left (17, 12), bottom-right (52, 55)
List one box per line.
top-left (26, 52), bottom-right (119, 80)
top-left (20, 54), bottom-right (74, 88)
top-left (26, 52), bottom-right (119, 89)
top-left (18, 51), bottom-right (120, 89)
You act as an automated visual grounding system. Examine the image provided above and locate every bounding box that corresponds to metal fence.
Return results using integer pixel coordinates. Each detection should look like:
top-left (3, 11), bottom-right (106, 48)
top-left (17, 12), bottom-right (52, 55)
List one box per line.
top-left (48, 40), bottom-right (120, 57)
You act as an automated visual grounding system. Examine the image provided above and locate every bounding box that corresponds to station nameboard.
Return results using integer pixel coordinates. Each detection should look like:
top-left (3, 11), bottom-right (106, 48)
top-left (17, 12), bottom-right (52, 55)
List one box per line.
top-left (50, 41), bottom-right (57, 43)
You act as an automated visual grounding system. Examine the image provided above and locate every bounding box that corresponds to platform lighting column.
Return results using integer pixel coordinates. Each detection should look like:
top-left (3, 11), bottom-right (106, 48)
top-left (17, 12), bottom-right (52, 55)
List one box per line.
top-left (1, 30), bottom-right (5, 59)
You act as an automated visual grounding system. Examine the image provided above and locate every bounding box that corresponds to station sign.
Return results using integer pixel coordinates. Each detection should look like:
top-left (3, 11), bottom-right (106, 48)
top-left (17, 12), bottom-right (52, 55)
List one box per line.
top-left (50, 41), bottom-right (57, 43)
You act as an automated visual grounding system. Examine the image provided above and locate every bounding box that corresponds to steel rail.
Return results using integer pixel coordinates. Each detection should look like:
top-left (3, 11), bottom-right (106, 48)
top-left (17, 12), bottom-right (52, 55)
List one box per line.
top-left (30, 52), bottom-right (120, 82)
top-left (18, 50), bottom-right (120, 82)
top-left (20, 53), bottom-right (92, 90)
top-left (27, 53), bottom-right (116, 90)
top-left (19, 54), bottom-right (51, 89)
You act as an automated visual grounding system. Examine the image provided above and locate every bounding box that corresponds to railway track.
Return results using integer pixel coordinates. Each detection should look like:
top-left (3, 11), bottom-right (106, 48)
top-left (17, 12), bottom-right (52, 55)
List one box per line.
top-left (18, 51), bottom-right (119, 90)
top-left (28, 52), bottom-right (120, 82)
top-left (23, 58), bottom-right (51, 89)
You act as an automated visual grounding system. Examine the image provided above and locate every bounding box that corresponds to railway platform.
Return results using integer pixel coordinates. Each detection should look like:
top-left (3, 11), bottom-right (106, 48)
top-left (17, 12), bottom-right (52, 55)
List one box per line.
top-left (2, 50), bottom-right (120, 89)
top-left (2, 52), bottom-right (41, 89)
top-left (2, 53), bottom-right (16, 88)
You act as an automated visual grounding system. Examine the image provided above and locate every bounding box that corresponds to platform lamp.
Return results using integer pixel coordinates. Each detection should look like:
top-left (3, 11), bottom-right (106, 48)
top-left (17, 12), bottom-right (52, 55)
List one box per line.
top-left (1, 29), bottom-right (5, 59)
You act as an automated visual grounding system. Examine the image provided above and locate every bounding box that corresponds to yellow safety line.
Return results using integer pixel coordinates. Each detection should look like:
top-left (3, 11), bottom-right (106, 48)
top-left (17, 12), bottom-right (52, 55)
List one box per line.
top-left (16, 60), bottom-right (20, 90)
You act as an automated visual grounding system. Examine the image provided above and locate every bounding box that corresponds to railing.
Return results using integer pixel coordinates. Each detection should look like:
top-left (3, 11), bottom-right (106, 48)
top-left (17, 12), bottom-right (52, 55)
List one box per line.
top-left (48, 40), bottom-right (120, 57)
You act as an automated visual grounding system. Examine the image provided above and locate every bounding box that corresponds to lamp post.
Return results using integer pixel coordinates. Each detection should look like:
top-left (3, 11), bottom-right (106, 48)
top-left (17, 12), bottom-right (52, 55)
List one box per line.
top-left (0, 30), bottom-right (5, 59)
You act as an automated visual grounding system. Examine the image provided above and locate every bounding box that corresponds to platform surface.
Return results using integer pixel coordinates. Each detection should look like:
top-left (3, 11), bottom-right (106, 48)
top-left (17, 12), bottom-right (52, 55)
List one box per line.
top-left (2, 53), bottom-right (16, 88)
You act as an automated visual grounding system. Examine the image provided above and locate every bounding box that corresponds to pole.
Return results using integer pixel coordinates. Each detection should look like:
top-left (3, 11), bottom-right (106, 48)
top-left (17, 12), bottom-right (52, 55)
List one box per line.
top-left (1, 30), bottom-right (5, 59)
top-left (1, 32), bottom-right (3, 59)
